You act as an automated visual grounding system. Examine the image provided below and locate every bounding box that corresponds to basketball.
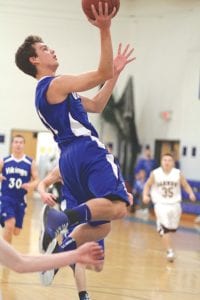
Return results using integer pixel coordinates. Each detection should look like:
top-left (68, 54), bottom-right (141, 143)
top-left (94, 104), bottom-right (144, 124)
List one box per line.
top-left (82, 0), bottom-right (120, 20)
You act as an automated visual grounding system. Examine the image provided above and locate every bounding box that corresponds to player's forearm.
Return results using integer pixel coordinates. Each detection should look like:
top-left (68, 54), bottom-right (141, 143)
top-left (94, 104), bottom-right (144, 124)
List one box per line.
top-left (98, 28), bottom-right (113, 80)
top-left (37, 180), bottom-right (47, 196)
top-left (0, 238), bottom-right (63, 273)
top-left (29, 179), bottom-right (39, 190)
top-left (15, 251), bottom-right (79, 273)
top-left (183, 183), bottom-right (194, 196)
top-left (91, 74), bottom-right (119, 113)
top-left (143, 184), bottom-right (151, 198)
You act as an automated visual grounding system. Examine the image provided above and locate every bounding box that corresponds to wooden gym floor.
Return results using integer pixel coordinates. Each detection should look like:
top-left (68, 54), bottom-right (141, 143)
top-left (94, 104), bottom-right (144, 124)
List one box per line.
top-left (0, 196), bottom-right (199, 300)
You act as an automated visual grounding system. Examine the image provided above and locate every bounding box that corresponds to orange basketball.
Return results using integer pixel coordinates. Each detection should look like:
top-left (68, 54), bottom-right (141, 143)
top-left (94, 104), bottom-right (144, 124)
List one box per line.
top-left (82, 0), bottom-right (120, 20)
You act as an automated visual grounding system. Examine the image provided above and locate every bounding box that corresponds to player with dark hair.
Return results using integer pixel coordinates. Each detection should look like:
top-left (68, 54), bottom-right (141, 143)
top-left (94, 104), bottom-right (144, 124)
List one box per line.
top-left (0, 135), bottom-right (39, 243)
top-left (15, 2), bottom-right (135, 268)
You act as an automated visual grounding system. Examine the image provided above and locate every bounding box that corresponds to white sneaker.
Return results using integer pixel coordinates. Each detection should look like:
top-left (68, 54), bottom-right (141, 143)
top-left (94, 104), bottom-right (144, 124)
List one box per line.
top-left (39, 242), bottom-right (60, 286)
top-left (166, 249), bottom-right (175, 262)
top-left (40, 269), bottom-right (58, 286)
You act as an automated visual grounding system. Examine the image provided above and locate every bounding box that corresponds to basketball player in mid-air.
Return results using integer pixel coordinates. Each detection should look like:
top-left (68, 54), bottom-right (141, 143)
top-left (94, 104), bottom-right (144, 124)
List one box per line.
top-left (15, 1), bottom-right (135, 273)
top-left (143, 153), bottom-right (196, 262)
top-left (0, 135), bottom-right (39, 244)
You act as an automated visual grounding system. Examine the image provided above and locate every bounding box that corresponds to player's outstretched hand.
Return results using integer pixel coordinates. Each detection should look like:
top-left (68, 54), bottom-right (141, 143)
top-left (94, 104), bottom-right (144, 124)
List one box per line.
top-left (76, 242), bottom-right (104, 266)
top-left (88, 2), bottom-right (116, 29)
top-left (114, 43), bottom-right (136, 75)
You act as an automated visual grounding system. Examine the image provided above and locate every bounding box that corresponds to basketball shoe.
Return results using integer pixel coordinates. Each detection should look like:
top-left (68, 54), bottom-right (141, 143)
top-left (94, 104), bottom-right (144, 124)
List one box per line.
top-left (39, 204), bottom-right (68, 253)
top-left (40, 245), bottom-right (76, 286)
top-left (39, 241), bottom-right (60, 286)
top-left (79, 292), bottom-right (91, 300)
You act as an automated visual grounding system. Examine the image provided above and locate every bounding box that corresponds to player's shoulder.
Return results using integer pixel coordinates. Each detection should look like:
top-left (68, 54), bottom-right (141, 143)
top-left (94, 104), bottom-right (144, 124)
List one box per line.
top-left (24, 155), bottom-right (33, 165)
top-left (171, 167), bottom-right (180, 175)
top-left (37, 75), bottom-right (54, 86)
top-left (153, 166), bottom-right (162, 174)
top-left (36, 76), bottom-right (55, 102)
top-left (3, 155), bottom-right (12, 163)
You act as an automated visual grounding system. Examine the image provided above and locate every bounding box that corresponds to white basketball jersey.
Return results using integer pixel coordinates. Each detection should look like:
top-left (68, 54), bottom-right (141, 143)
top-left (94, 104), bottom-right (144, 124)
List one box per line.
top-left (150, 167), bottom-right (181, 204)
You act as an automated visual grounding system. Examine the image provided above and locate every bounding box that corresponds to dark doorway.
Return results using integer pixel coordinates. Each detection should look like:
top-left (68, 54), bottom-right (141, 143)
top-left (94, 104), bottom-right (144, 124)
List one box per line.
top-left (154, 139), bottom-right (180, 168)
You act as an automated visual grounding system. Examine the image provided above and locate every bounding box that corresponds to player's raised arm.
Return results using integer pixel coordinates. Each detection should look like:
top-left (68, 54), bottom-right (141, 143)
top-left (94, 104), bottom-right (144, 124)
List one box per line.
top-left (46, 2), bottom-right (114, 104)
top-left (81, 43), bottom-right (135, 113)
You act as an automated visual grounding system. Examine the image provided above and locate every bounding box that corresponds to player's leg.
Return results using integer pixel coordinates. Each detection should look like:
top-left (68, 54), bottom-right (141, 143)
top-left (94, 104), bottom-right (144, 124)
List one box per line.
top-left (154, 204), bottom-right (173, 259)
top-left (1, 197), bottom-right (17, 244)
top-left (3, 218), bottom-right (16, 243)
top-left (13, 227), bottom-right (21, 236)
top-left (155, 203), bottom-right (181, 262)
top-left (74, 239), bottom-right (104, 299)
top-left (13, 201), bottom-right (27, 237)
top-left (69, 222), bottom-right (110, 246)
top-left (84, 198), bottom-right (127, 220)
top-left (40, 222), bottom-right (107, 285)
top-left (165, 203), bottom-right (181, 261)
top-left (73, 264), bottom-right (90, 300)
top-left (41, 140), bottom-right (129, 250)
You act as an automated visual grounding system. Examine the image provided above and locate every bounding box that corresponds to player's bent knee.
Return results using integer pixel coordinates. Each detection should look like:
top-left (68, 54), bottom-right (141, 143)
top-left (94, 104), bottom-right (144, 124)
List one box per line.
top-left (5, 223), bottom-right (15, 233)
top-left (13, 227), bottom-right (21, 236)
top-left (99, 222), bottom-right (111, 237)
top-left (86, 261), bottom-right (104, 272)
top-left (159, 224), bottom-right (177, 236)
top-left (114, 201), bottom-right (128, 219)
top-left (14, 231), bottom-right (21, 236)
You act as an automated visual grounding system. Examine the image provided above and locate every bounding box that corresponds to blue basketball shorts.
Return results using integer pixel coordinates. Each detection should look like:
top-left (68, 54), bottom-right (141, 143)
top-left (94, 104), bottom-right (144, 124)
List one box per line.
top-left (59, 136), bottom-right (129, 206)
top-left (0, 195), bottom-right (27, 228)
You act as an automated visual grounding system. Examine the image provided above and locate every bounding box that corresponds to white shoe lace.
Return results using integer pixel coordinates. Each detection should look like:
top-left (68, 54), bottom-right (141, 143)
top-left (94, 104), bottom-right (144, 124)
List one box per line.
top-left (54, 223), bottom-right (68, 237)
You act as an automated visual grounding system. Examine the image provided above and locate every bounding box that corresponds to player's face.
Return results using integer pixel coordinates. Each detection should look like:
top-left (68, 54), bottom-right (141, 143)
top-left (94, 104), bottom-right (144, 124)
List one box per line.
top-left (161, 156), bottom-right (174, 172)
top-left (12, 137), bottom-right (25, 154)
top-left (33, 42), bottom-right (59, 72)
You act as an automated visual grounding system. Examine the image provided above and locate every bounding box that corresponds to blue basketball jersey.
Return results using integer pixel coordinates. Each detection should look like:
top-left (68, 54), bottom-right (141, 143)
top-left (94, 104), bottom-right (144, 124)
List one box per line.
top-left (1, 155), bottom-right (32, 199)
top-left (35, 76), bottom-right (129, 206)
top-left (35, 76), bottom-right (99, 148)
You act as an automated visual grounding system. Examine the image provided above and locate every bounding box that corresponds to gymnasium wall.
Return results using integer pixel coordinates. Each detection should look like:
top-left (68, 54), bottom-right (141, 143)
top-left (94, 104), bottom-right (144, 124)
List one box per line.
top-left (0, 0), bottom-right (200, 180)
